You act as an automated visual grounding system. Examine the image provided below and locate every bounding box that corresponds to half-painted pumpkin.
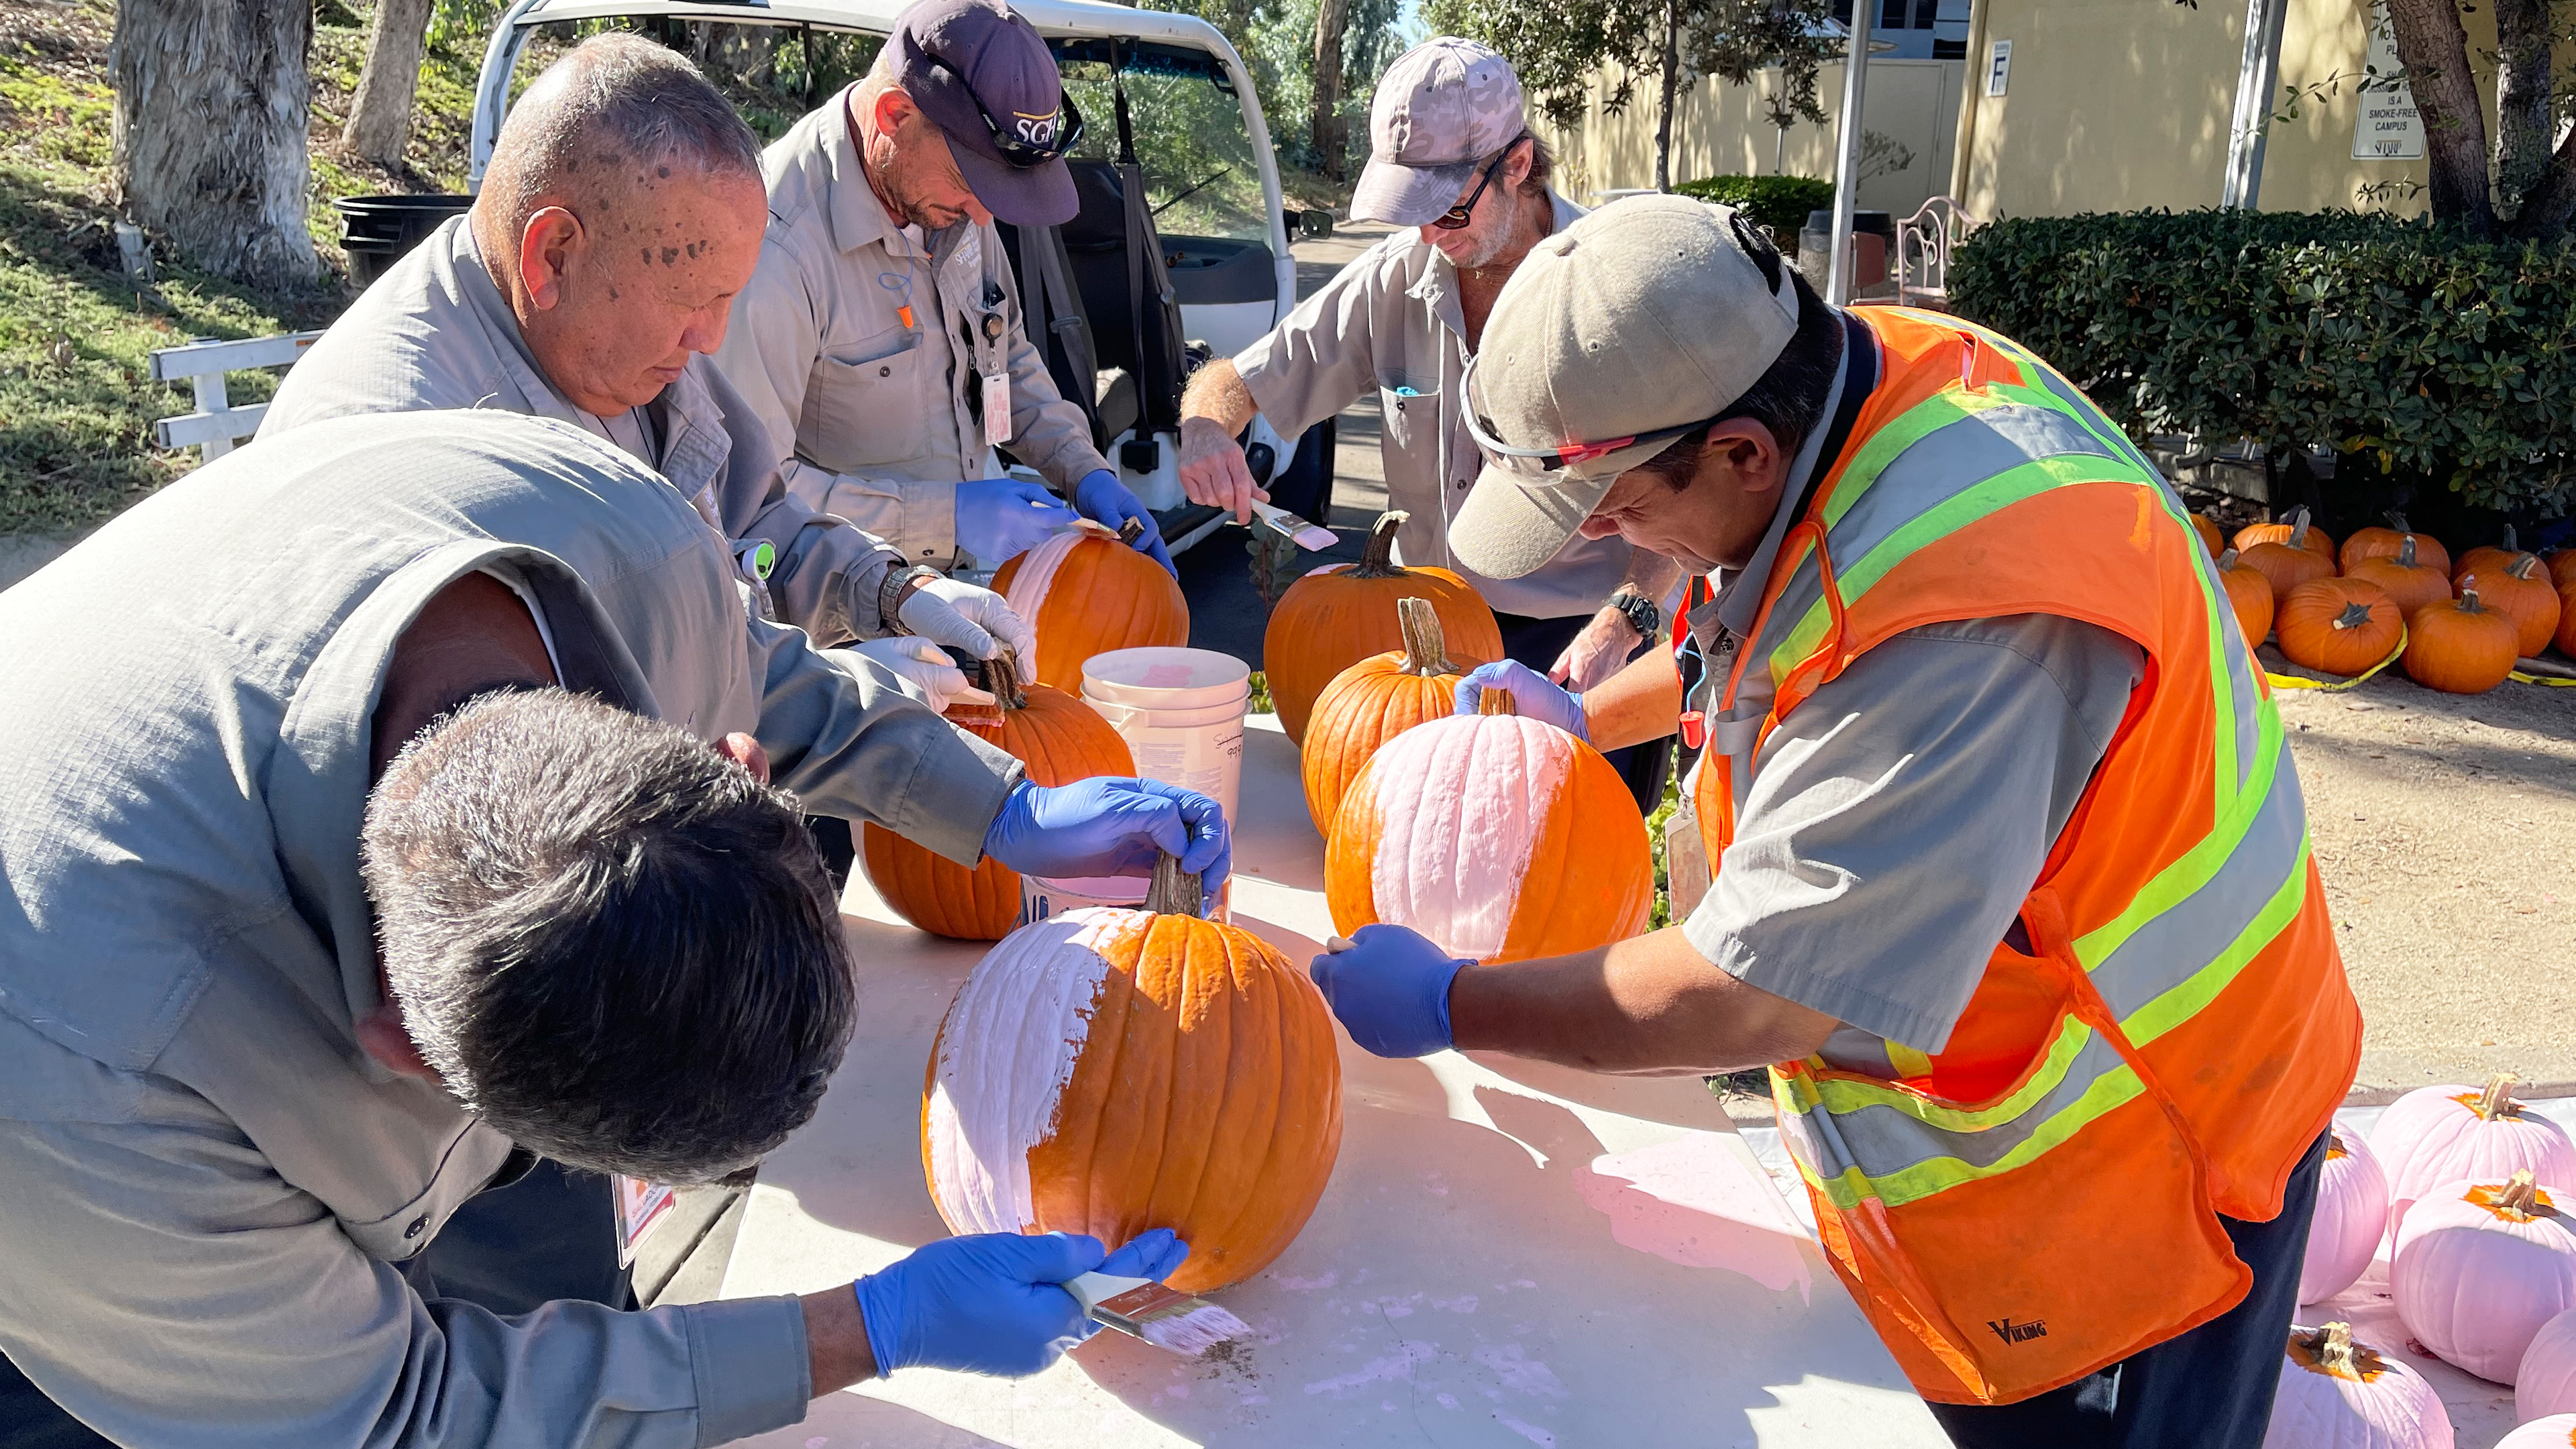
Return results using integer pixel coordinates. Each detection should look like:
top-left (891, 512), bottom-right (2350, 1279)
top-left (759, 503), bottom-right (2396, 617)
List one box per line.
top-left (1261, 511), bottom-right (1501, 744)
top-left (2481, 554), bottom-right (2564, 656)
top-left (1303, 596), bottom-right (1473, 836)
top-left (2218, 548), bottom-right (2277, 647)
top-left (863, 655), bottom-right (1135, 940)
top-left (2495, 1416), bottom-right (2576, 1449)
top-left (2304, 1127), bottom-right (2392, 1306)
top-left (2345, 537), bottom-right (2453, 618)
top-left (2520, 1308), bottom-right (2576, 1422)
top-left (2405, 585), bottom-right (2521, 696)
top-left (1326, 710), bottom-right (1654, 963)
top-left (2260, 1322), bottom-right (2453, 1449)
top-left (2279, 578), bottom-right (2403, 678)
top-left (2343, 513), bottom-right (2453, 578)
top-left (995, 522), bottom-right (1191, 692)
top-left (922, 856), bottom-right (1343, 1292)
top-left (2392, 1171), bottom-right (2576, 1383)
top-left (2373, 1073), bottom-right (2576, 1237)
top-left (2238, 505), bottom-right (2339, 560)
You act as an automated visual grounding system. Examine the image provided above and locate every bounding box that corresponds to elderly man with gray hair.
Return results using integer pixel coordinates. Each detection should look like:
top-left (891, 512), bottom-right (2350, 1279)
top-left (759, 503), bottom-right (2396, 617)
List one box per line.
top-left (0, 411), bottom-right (1212, 1447)
top-left (265, 32), bottom-right (1021, 712)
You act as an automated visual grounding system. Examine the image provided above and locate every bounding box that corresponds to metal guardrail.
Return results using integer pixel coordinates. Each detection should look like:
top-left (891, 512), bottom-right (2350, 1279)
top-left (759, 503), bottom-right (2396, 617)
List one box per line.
top-left (148, 330), bottom-right (325, 460)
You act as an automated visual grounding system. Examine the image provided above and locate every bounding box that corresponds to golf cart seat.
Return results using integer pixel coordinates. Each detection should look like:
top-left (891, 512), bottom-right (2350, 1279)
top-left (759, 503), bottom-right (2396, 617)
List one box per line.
top-left (996, 219), bottom-right (1138, 451)
top-left (1060, 158), bottom-right (1189, 439)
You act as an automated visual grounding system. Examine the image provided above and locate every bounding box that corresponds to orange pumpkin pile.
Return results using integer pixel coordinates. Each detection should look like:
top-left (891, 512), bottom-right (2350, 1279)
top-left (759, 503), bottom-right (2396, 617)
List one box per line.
top-left (1261, 511), bottom-right (1500, 744)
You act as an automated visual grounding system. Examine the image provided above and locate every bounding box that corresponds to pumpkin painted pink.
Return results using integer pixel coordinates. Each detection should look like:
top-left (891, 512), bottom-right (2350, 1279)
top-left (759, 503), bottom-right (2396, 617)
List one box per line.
top-left (2520, 1309), bottom-right (2576, 1422)
top-left (2303, 1127), bottom-right (2392, 1306)
top-left (2493, 1415), bottom-right (2576, 1449)
top-left (2259, 1322), bottom-right (2453, 1449)
top-left (2371, 1073), bottom-right (2576, 1240)
top-left (2392, 1173), bottom-right (2576, 1383)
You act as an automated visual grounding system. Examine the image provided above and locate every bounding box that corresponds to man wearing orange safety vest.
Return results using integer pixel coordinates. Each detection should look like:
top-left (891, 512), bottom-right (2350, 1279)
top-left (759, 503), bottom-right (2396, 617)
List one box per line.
top-left (1309, 195), bottom-right (2361, 1446)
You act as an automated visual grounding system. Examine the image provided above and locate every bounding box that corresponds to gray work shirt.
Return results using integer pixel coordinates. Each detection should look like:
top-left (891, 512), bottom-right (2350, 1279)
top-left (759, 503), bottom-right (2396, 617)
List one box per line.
top-left (1231, 193), bottom-right (1635, 619)
top-left (715, 91), bottom-right (1110, 568)
top-left (261, 215), bottom-right (908, 647)
top-left (0, 412), bottom-right (1020, 1448)
top-left (1677, 329), bottom-right (2147, 1068)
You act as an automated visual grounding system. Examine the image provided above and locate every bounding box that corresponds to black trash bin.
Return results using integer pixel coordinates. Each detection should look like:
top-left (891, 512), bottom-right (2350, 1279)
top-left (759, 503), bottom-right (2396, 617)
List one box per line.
top-left (335, 194), bottom-right (475, 286)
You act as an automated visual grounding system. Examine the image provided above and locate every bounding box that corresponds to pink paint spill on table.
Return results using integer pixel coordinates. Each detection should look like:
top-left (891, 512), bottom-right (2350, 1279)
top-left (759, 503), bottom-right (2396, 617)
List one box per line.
top-left (1572, 1132), bottom-right (1814, 1300)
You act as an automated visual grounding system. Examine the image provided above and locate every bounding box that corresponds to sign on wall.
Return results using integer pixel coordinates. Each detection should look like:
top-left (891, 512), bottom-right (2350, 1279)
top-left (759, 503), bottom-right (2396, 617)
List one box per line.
top-left (2353, 4), bottom-right (2424, 160)
top-left (1986, 38), bottom-right (2011, 96)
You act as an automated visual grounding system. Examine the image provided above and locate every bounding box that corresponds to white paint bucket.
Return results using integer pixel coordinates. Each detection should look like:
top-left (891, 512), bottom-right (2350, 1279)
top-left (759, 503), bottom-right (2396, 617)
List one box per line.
top-left (1016, 872), bottom-right (1230, 926)
top-left (1077, 648), bottom-right (1249, 826)
top-left (1081, 647), bottom-right (1250, 709)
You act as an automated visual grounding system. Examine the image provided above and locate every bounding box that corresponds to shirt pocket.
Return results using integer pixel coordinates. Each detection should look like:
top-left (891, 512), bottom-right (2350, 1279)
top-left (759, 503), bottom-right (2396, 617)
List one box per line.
top-left (801, 326), bottom-right (930, 471)
top-left (1376, 378), bottom-right (1442, 460)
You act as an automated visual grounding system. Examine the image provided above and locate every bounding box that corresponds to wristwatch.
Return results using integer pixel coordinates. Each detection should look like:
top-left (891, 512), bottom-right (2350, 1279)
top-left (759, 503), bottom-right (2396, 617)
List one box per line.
top-left (1607, 590), bottom-right (1663, 641)
top-left (879, 564), bottom-right (943, 634)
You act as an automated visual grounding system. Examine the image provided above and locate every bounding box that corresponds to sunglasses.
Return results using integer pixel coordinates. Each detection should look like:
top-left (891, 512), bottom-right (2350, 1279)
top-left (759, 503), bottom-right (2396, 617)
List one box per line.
top-left (924, 52), bottom-right (1087, 168)
top-left (1459, 353), bottom-right (1717, 476)
top-left (1431, 135), bottom-right (1529, 230)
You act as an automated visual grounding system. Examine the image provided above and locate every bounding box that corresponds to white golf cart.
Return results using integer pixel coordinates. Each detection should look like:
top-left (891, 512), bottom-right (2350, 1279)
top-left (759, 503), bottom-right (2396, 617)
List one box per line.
top-left (462, 0), bottom-right (1337, 555)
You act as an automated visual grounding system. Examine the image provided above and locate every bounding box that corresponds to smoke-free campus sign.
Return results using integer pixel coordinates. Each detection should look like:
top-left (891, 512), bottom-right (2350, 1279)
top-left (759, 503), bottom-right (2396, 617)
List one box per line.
top-left (2353, 5), bottom-right (2424, 160)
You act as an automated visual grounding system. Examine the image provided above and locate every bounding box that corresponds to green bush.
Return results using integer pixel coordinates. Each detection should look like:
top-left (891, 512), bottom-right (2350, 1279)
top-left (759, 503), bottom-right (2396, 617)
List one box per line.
top-left (1672, 174), bottom-right (1835, 239)
top-left (1950, 209), bottom-right (2576, 516)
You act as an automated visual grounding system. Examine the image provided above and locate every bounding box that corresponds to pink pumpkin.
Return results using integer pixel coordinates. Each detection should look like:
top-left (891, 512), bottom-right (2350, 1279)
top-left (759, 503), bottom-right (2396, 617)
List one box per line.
top-left (2393, 1172), bottom-right (2576, 1383)
top-left (2372, 1073), bottom-right (2576, 1239)
top-left (2521, 1309), bottom-right (2576, 1422)
top-left (2305, 1126), bottom-right (2393, 1305)
top-left (2495, 1416), bottom-right (2576, 1449)
top-left (2261, 1322), bottom-right (2453, 1449)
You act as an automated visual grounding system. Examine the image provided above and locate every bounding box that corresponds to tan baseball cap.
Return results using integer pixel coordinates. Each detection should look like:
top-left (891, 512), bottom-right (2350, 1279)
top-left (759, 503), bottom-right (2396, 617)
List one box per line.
top-left (1451, 195), bottom-right (1805, 580)
top-left (1348, 38), bottom-right (1527, 227)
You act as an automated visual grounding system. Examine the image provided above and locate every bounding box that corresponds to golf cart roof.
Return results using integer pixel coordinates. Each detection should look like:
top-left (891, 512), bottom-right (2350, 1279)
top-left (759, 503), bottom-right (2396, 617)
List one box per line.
top-left (495, 0), bottom-right (1238, 48)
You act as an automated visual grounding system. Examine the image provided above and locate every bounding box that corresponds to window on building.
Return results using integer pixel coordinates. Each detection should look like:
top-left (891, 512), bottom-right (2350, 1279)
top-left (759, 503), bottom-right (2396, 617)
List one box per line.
top-left (1881, 0), bottom-right (1907, 30)
top-left (1931, 0), bottom-right (1970, 56)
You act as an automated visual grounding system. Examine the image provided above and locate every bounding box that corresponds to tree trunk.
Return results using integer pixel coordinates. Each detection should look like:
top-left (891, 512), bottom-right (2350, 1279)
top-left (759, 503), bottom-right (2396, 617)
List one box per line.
top-left (1311, 0), bottom-right (1352, 180)
top-left (2489, 0), bottom-right (2551, 221)
top-left (1653, 0), bottom-right (1681, 191)
top-left (2379, 0), bottom-right (2493, 235)
top-left (2504, 115), bottom-right (2576, 239)
top-left (343, 0), bottom-right (435, 168)
top-left (111, 0), bottom-right (319, 288)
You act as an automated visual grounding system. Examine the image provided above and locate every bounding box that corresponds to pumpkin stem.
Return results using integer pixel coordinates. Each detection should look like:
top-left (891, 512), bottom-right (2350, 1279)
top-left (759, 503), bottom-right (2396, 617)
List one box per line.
top-left (2459, 581), bottom-right (2484, 612)
top-left (2312, 1322), bottom-right (2358, 1374)
top-left (2218, 547), bottom-right (2242, 570)
top-left (2503, 524), bottom-right (2520, 553)
top-left (2396, 535), bottom-right (2418, 569)
top-left (1117, 517), bottom-right (1146, 547)
top-left (2500, 1169), bottom-right (2541, 1216)
top-left (1353, 511), bottom-right (1411, 579)
top-left (2286, 505), bottom-right (2311, 550)
top-left (2332, 601), bottom-right (2373, 631)
top-left (987, 649), bottom-right (1029, 714)
top-left (2509, 553), bottom-right (2544, 581)
top-left (1478, 686), bottom-right (1517, 716)
top-left (1395, 596), bottom-right (1460, 676)
top-left (1144, 851), bottom-right (1203, 918)
top-left (2384, 509), bottom-right (2411, 531)
top-left (2476, 1070), bottom-right (2520, 1120)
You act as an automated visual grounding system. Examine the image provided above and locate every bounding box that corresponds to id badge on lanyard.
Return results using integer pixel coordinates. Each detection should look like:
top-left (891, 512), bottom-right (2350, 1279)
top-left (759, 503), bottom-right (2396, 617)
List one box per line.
top-left (938, 228), bottom-right (1014, 448)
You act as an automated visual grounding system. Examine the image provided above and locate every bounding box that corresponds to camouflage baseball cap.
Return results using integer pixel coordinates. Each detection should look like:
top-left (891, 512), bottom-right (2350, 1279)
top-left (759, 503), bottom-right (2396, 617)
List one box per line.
top-left (1348, 38), bottom-right (1527, 227)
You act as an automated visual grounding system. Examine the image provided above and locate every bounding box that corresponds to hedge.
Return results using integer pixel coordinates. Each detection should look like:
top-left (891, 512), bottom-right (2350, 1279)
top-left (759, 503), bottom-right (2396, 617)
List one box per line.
top-left (1672, 174), bottom-right (1835, 241)
top-left (1949, 209), bottom-right (2576, 517)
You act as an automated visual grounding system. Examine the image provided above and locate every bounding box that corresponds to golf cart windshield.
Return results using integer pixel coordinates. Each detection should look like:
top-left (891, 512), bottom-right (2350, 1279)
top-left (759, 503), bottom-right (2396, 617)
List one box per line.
top-left (1052, 39), bottom-right (1266, 244)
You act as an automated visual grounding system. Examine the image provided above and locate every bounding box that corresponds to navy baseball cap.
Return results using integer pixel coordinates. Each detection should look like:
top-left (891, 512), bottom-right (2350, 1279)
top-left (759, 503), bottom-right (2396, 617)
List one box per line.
top-left (889, 0), bottom-right (1081, 227)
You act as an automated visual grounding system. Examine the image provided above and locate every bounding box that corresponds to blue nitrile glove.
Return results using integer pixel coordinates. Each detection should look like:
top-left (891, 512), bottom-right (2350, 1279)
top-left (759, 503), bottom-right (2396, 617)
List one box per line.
top-left (1452, 659), bottom-right (1590, 741)
top-left (1310, 924), bottom-right (1470, 1058)
top-left (1073, 468), bottom-right (1175, 575)
top-left (955, 478), bottom-right (1078, 564)
top-left (853, 1232), bottom-right (1101, 1377)
top-left (1097, 1226), bottom-right (1191, 1283)
top-left (981, 777), bottom-right (1231, 909)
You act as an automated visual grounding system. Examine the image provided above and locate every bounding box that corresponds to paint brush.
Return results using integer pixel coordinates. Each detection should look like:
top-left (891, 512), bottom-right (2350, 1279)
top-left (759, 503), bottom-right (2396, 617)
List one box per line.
top-left (1247, 498), bottom-right (1338, 551)
top-left (1064, 1272), bottom-right (1252, 1356)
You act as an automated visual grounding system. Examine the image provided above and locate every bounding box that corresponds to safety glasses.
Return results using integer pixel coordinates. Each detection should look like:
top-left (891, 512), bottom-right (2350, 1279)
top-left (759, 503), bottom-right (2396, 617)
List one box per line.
top-left (924, 53), bottom-right (1087, 168)
top-left (1459, 353), bottom-right (1717, 476)
top-left (1431, 135), bottom-right (1529, 230)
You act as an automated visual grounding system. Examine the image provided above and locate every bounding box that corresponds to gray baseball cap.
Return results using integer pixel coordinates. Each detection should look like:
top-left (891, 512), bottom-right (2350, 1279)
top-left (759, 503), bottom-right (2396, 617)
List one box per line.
top-left (1450, 195), bottom-right (1805, 581)
top-left (1348, 38), bottom-right (1527, 227)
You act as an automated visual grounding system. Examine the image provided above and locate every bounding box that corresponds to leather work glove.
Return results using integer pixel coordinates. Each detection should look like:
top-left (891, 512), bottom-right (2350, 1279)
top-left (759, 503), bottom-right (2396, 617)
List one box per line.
top-left (1452, 660), bottom-right (1591, 741)
top-left (840, 638), bottom-right (991, 717)
top-left (850, 1228), bottom-right (1191, 1378)
top-left (979, 777), bottom-right (1230, 910)
top-left (1310, 924), bottom-right (1471, 1058)
top-left (1072, 469), bottom-right (1175, 576)
top-left (955, 478), bottom-right (1078, 565)
top-left (896, 576), bottom-right (1039, 669)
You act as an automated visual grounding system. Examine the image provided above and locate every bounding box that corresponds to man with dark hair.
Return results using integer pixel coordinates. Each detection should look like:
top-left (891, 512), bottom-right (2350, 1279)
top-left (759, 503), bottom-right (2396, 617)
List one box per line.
top-left (1313, 197), bottom-right (2359, 1447)
top-left (716, 0), bottom-right (1173, 575)
top-left (1173, 36), bottom-right (1678, 808)
top-left (0, 411), bottom-right (1211, 1448)
top-left (266, 32), bottom-right (1021, 712)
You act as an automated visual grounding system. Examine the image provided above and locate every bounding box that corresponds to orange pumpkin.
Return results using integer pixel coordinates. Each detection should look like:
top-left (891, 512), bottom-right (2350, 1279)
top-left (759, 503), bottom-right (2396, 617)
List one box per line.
top-left (2235, 505), bottom-right (2337, 560)
top-left (2544, 548), bottom-right (2576, 589)
top-left (2404, 584), bottom-right (2520, 694)
top-left (2240, 510), bottom-right (2338, 606)
top-left (2558, 578), bottom-right (2576, 657)
top-left (922, 855), bottom-right (1342, 1293)
top-left (1262, 511), bottom-right (1501, 744)
top-left (863, 657), bottom-right (1135, 940)
top-left (2455, 526), bottom-right (2526, 584)
top-left (2341, 511), bottom-right (2452, 577)
top-left (1326, 708), bottom-right (1653, 963)
top-left (994, 523), bottom-right (1190, 692)
top-left (2478, 553), bottom-right (2563, 656)
top-left (2344, 536), bottom-right (2451, 618)
top-left (1302, 596), bottom-right (1472, 835)
top-left (2277, 577), bottom-right (2404, 678)
top-left (2190, 513), bottom-right (2226, 558)
top-left (2214, 547), bottom-right (2275, 647)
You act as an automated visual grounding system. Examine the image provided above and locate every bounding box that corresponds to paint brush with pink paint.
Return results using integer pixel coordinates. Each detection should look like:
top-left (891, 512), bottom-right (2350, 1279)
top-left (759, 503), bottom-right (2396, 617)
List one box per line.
top-left (1065, 1272), bottom-right (1252, 1356)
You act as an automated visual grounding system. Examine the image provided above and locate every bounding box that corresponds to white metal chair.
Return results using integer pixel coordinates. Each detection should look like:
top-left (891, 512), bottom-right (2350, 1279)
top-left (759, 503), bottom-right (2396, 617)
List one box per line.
top-left (1894, 196), bottom-right (1982, 311)
top-left (149, 331), bottom-right (323, 460)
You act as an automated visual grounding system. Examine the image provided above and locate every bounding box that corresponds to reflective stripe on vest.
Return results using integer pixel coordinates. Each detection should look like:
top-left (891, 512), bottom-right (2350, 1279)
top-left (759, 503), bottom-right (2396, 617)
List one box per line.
top-left (1697, 308), bottom-right (2356, 1405)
